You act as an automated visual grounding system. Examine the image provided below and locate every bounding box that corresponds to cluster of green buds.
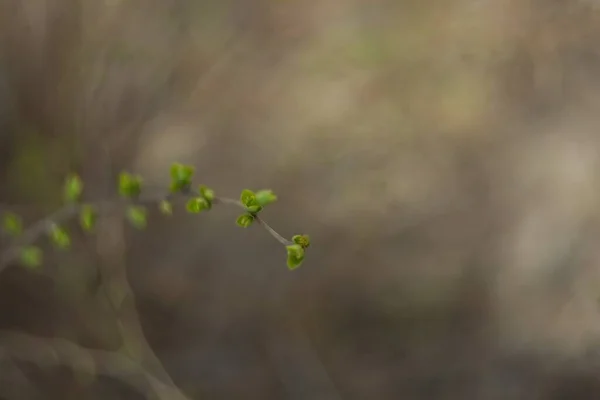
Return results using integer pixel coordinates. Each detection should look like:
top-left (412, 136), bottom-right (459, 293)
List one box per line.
top-left (235, 189), bottom-right (278, 228)
top-left (286, 234), bottom-right (310, 270)
top-left (1, 163), bottom-right (311, 270)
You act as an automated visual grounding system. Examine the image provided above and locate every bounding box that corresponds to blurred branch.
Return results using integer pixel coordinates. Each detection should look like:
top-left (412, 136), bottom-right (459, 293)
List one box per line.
top-left (89, 144), bottom-right (183, 390)
top-left (0, 330), bottom-right (191, 400)
top-left (0, 357), bottom-right (44, 400)
top-left (0, 204), bottom-right (79, 271)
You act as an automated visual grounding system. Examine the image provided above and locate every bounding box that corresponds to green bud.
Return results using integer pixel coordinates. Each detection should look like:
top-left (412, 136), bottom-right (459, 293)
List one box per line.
top-left (118, 172), bottom-right (143, 198)
top-left (198, 185), bottom-right (215, 202)
top-left (64, 174), bottom-right (83, 203)
top-left (286, 244), bottom-right (305, 270)
top-left (240, 189), bottom-right (265, 213)
top-left (20, 246), bottom-right (42, 269)
top-left (186, 197), bottom-right (210, 213)
top-left (49, 225), bottom-right (71, 249)
top-left (159, 200), bottom-right (173, 215)
top-left (240, 189), bottom-right (256, 207)
top-left (126, 206), bottom-right (147, 229)
top-left (236, 213), bottom-right (254, 228)
top-left (255, 190), bottom-right (277, 207)
top-left (246, 204), bottom-right (263, 214)
top-left (79, 205), bottom-right (97, 232)
top-left (169, 163), bottom-right (195, 193)
top-left (2, 212), bottom-right (22, 237)
top-left (292, 234), bottom-right (311, 249)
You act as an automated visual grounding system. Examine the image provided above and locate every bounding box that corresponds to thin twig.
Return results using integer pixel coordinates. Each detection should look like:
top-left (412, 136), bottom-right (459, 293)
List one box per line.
top-left (0, 189), bottom-right (293, 272)
top-left (213, 197), bottom-right (293, 246)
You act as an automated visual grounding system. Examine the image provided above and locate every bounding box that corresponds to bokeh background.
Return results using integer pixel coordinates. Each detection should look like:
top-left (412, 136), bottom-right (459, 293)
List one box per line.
top-left (3, 0), bottom-right (600, 398)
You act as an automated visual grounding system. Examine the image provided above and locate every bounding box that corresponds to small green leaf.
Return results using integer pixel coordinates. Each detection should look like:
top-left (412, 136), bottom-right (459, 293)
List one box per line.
top-left (159, 200), bottom-right (173, 215)
top-left (198, 185), bottom-right (215, 202)
top-left (186, 197), bottom-right (210, 213)
top-left (286, 244), bottom-right (304, 258)
top-left (169, 163), bottom-right (195, 193)
top-left (286, 244), bottom-right (305, 270)
top-left (49, 225), bottom-right (71, 249)
top-left (170, 163), bottom-right (194, 181)
top-left (118, 172), bottom-right (143, 198)
top-left (240, 189), bottom-right (264, 213)
top-left (246, 204), bottom-right (263, 214)
top-left (126, 206), bottom-right (147, 229)
top-left (20, 246), bottom-right (42, 269)
top-left (2, 212), bottom-right (22, 236)
top-left (64, 174), bottom-right (84, 203)
top-left (292, 234), bottom-right (311, 249)
top-left (240, 190), bottom-right (256, 207)
top-left (79, 205), bottom-right (97, 232)
top-left (255, 190), bottom-right (277, 207)
top-left (236, 213), bottom-right (254, 228)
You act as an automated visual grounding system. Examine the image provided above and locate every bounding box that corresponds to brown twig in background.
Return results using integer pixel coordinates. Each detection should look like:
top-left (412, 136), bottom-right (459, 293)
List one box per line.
top-left (0, 330), bottom-right (191, 400)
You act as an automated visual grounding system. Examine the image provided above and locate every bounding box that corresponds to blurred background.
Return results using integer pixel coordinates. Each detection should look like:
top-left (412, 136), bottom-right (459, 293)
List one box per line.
top-left (3, 0), bottom-right (600, 398)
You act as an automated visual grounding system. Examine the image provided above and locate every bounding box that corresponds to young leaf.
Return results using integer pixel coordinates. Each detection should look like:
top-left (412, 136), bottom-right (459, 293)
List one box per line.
top-left (118, 172), bottom-right (143, 198)
top-left (2, 212), bottom-right (22, 236)
top-left (255, 190), bottom-right (277, 207)
top-left (49, 225), bottom-right (71, 249)
top-left (292, 234), bottom-right (311, 249)
top-left (170, 163), bottom-right (194, 181)
top-left (126, 206), bottom-right (147, 229)
top-left (240, 190), bottom-right (256, 207)
top-left (236, 213), bottom-right (254, 228)
top-left (169, 163), bottom-right (195, 193)
top-left (186, 197), bottom-right (210, 213)
top-left (170, 163), bottom-right (181, 180)
top-left (286, 244), bottom-right (305, 270)
top-left (64, 174), bottom-right (83, 203)
top-left (79, 205), bottom-right (97, 232)
top-left (20, 246), bottom-right (42, 269)
top-left (198, 185), bottom-right (215, 202)
top-left (159, 200), bottom-right (173, 215)
top-left (246, 204), bottom-right (263, 214)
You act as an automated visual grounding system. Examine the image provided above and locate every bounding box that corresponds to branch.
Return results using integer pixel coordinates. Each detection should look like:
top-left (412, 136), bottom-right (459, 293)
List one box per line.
top-left (0, 164), bottom-right (306, 400)
top-left (212, 196), bottom-right (293, 246)
top-left (0, 357), bottom-right (45, 400)
top-left (1, 161), bottom-right (313, 273)
top-left (0, 188), bottom-right (293, 272)
top-left (0, 204), bottom-right (80, 272)
top-left (0, 330), bottom-right (191, 400)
